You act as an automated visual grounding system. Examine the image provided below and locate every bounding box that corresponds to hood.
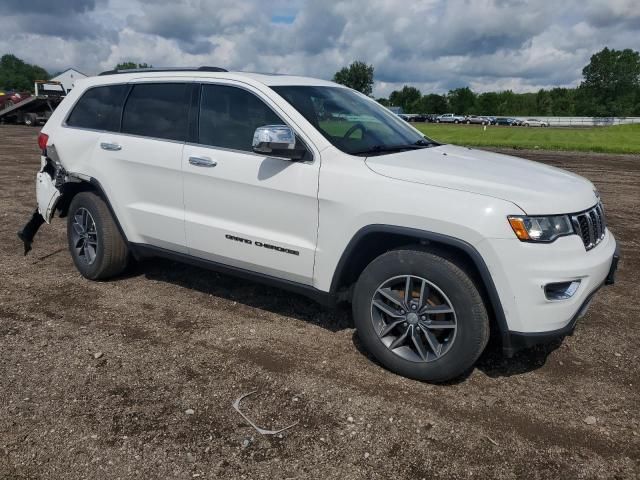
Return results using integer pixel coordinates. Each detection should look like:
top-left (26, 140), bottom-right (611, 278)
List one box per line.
top-left (365, 144), bottom-right (597, 214)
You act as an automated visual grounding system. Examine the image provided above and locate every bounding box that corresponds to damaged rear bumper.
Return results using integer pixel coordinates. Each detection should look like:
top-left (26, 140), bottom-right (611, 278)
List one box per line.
top-left (17, 208), bottom-right (46, 255)
top-left (18, 147), bottom-right (68, 255)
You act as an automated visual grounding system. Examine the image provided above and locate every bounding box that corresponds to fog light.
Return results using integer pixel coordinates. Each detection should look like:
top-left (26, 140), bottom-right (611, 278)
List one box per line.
top-left (544, 280), bottom-right (581, 300)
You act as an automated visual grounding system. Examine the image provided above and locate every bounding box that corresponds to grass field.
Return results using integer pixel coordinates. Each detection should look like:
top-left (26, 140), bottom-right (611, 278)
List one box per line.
top-left (414, 123), bottom-right (640, 154)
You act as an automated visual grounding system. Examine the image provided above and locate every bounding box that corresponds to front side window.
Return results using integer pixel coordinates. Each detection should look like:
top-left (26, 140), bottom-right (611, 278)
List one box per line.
top-left (198, 84), bottom-right (283, 152)
top-left (66, 84), bottom-right (128, 131)
top-left (272, 86), bottom-right (436, 156)
top-left (121, 83), bottom-right (190, 142)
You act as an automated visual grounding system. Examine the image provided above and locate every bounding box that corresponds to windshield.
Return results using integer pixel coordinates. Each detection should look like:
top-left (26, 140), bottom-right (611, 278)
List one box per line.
top-left (271, 85), bottom-right (437, 156)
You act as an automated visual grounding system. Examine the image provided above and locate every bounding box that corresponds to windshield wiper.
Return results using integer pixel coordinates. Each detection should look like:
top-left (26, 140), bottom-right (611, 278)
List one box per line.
top-left (414, 138), bottom-right (439, 147)
top-left (350, 144), bottom-right (430, 156)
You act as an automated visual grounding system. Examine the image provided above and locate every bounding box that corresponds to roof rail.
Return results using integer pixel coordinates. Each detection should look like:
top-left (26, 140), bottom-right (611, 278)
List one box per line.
top-left (98, 66), bottom-right (228, 76)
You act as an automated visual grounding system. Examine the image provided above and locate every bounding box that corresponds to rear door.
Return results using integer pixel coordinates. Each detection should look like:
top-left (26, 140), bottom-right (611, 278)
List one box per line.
top-left (90, 81), bottom-right (192, 252)
top-left (181, 82), bottom-right (320, 284)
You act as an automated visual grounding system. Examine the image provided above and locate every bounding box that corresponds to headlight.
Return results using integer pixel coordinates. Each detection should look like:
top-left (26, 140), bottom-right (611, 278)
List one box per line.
top-left (508, 215), bottom-right (574, 242)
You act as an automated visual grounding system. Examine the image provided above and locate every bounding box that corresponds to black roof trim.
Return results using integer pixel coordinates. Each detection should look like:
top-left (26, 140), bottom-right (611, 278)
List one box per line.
top-left (98, 66), bottom-right (228, 76)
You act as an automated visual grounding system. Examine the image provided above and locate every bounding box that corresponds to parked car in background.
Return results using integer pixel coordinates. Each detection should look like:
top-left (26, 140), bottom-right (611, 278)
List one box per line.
top-left (0, 90), bottom-right (31, 110)
top-left (436, 113), bottom-right (465, 124)
top-left (485, 116), bottom-right (497, 125)
top-left (495, 117), bottom-right (518, 126)
top-left (464, 115), bottom-right (490, 125)
top-left (523, 118), bottom-right (549, 127)
top-left (408, 114), bottom-right (428, 122)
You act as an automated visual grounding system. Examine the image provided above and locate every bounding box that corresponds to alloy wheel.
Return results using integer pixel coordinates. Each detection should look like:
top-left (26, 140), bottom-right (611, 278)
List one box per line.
top-left (71, 207), bottom-right (98, 265)
top-left (370, 275), bottom-right (457, 362)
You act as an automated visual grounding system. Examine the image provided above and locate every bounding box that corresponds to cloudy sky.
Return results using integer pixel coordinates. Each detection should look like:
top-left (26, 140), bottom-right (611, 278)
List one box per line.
top-left (1, 0), bottom-right (639, 96)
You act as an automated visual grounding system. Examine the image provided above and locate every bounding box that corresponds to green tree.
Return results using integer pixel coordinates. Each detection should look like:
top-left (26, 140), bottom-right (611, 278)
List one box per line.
top-left (0, 54), bottom-right (49, 91)
top-left (115, 62), bottom-right (152, 70)
top-left (389, 86), bottom-right (421, 112)
top-left (476, 92), bottom-right (499, 115)
top-left (577, 47), bottom-right (640, 116)
top-left (447, 87), bottom-right (476, 114)
top-left (549, 88), bottom-right (575, 115)
top-left (376, 97), bottom-right (390, 107)
top-left (333, 61), bottom-right (375, 96)
top-left (536, 89), bottom-right (553, 115)
top-left (412, 93), bottom-right (448, 114)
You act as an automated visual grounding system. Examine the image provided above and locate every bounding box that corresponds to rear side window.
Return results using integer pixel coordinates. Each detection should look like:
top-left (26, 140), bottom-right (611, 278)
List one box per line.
top-left (66, 85), bottom-right (128, 131)
top-left (198, 84), bottom-right (282, 152)
top-left (121, 83), bottom-right (190, 142)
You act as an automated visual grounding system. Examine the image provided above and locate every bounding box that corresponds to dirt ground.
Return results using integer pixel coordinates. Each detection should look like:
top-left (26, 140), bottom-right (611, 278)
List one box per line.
top-left (0, 125), bottom-right (638, 479)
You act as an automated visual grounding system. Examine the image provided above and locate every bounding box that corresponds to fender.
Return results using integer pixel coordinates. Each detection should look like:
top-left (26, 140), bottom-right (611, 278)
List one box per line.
top-left (329, 225), bottom-right (512, 354)
top-left (86, 176), bottom-right (130, 244)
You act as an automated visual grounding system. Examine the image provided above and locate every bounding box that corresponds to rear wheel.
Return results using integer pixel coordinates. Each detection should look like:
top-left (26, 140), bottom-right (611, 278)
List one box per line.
top-left (353, 249), bottom-right (489, 382)
top-left (24, 113), bottom-right (37, 126)
top-left (67, 192), bottom-right (128, 280)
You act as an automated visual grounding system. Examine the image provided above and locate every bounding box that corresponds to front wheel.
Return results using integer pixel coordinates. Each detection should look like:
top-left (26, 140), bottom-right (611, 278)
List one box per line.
top-left (353, 249), bottom-right (489, 382)
top-left (67, 192), bottom-right (128, 280)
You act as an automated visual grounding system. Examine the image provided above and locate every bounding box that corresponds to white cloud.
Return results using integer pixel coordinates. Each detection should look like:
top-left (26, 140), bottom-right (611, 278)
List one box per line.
top-left (0, 0), bottom-right (637, 95)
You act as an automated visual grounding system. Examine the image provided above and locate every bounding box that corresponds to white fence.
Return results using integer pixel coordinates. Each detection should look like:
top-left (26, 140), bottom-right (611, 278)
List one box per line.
top-left (512, 116), bottom-right (640, 127)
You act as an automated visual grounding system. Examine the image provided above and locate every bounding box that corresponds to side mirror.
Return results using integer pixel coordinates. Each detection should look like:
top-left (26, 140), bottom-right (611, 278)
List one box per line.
top-left (252, 125), bottom-right (305, 160)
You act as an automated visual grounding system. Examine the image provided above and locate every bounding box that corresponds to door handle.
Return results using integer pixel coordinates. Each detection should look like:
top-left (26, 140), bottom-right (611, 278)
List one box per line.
top-left (100, 142), bottom-right (122, 151)
top-left (189, 155), bottom-right (217, 167)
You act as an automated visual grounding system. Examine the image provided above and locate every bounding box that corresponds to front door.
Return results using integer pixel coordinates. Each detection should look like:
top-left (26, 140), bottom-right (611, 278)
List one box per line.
top-left (182, 82), bottom-right (320, 285)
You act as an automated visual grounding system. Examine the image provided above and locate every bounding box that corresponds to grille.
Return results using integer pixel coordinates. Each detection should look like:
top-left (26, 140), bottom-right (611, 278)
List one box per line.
top-left (571, 203), bottom-right (606, 250)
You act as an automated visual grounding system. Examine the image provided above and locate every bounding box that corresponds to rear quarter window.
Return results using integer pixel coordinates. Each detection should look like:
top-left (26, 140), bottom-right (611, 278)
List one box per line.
top-left (66, 84), bottom-right (129, 131)
top-left (121, 83), bottom-right (191, 142)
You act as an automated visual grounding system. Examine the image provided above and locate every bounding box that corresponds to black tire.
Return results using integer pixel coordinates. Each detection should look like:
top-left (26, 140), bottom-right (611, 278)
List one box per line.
top-left (454, 119), bottom-right (459, 124)
top-left (67, 191), bottom-right (128, 280)
top-left (353, 248), bottom-right (489, 383)
top-left (24, 113), bottom-right (37, 126)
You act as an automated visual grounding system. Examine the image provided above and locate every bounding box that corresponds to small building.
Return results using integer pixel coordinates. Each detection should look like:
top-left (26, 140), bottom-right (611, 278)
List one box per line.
top-left (50, 68), bottom-right (88, 93)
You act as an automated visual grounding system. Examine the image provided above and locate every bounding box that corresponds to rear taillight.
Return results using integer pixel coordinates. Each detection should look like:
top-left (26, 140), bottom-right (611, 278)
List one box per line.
top-left (38, 133), bottom-right (49, 153)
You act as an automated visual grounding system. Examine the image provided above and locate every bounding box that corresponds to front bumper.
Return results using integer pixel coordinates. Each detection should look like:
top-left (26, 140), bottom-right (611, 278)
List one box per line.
top-left (476, 231), bottom-right (619, 355)
top-left (508, 244), bottom-right (619, 353)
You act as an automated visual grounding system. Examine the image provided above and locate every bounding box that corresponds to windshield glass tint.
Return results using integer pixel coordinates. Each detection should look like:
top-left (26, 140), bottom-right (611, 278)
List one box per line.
top-left (271, 86), bottom-right (431, 155)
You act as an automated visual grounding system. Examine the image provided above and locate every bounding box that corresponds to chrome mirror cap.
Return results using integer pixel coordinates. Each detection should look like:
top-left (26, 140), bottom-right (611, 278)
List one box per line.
top-left (252, 125), bottom-right (296, 154)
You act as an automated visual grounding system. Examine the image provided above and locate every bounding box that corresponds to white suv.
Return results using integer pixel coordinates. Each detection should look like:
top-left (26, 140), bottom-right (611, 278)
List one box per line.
top-left (21, 67), bottom-right (619, 382)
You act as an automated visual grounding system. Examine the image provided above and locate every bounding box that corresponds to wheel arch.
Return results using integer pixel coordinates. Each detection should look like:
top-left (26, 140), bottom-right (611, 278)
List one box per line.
top-left (329, 225), bottom-right (511, 351)
top-left (56, 176), bottom-right (129, 244)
